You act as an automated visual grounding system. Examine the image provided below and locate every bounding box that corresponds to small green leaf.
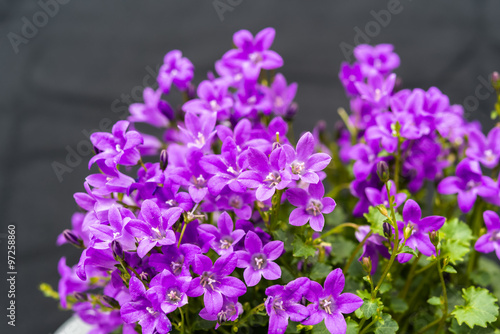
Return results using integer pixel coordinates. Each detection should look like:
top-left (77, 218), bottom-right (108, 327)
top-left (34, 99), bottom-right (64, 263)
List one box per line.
top-left (292, 238), bottom-right (316, 258)
top-left (310, 263), bottom-right (333, 280)
top-left (375, 313), bottom-right (399, 334)
top-left (399, 245), bottom-right (418, 257)
top-left (452, 286), bottom-right (499, 328)
top-left (312, 320), bottom-right (329, 334)
top-left (379, 282), bottom-right (392, 294)
top-left (346, 318), bottom-right (359, 334)
top-left (449, 318), bottom-right (496, 334)
top-left (360, 299), bottom-right (379, 319)
top-left (444, 265), bottom-right (458, 274)
top-left (428, 296), bottom-right (442, 306)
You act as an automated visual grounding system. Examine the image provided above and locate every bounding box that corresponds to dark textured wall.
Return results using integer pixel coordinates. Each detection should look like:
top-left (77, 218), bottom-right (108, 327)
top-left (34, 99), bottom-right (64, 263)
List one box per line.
top-left (1, 1), bottom-right (499, 333)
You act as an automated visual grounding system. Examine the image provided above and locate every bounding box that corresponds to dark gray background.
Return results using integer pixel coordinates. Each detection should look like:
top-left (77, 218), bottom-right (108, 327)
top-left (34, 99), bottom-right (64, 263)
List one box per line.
top-left (1, 1), bottom-right (500, 333)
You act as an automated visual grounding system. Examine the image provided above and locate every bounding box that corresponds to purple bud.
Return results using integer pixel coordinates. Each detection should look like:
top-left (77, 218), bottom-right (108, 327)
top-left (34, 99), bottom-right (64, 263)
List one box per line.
top-left (111, 240), bottom-right (123, 259)
top-left (284, 102), bottom-right (298, 121)
top-left (102, 295), bottom-right (120, 309)
top-left (74, 292), bottom-right (88, 302)
top-left (383, 222), bottom-right (392, 239)
top-left (158, 100), bottom-right (174, 120)
top-left (377, 161), bottom-right (390, 183)
top-left (93, 146), bottom-right (101, 155)
top-left (160, 149), bottom-right (168, 171)
top-left (63, 229), bottom-right (81, 248)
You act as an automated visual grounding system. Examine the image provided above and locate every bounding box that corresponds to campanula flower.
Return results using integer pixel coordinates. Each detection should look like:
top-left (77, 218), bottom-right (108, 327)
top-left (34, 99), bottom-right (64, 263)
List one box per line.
top-left (157, 50), bottom-right (194, 94)
top-left (475, 211), bottom-right (500, 260)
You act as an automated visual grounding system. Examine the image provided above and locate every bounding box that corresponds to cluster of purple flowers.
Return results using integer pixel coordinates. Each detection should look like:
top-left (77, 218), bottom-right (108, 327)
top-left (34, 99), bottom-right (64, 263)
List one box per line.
top-left (339, 44), bottom-right (500, 267)
top-left (56, 28), bottom-right (353, 334)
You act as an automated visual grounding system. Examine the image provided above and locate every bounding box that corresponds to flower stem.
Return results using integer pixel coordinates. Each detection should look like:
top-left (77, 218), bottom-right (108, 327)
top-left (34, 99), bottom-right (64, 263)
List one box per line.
top-left (179, 307), bottom-right (185, 334)
top-left (436, 256), bottom-right (449, 332)
top-left (372, 182), bottom-right (400, 298)
top-left (270, 189), bottom-right (284, 234)
top-left (344, 231), bottom-right (372, 273)
top-left (359, 316), bottom-right (378, 334)
top-left (321, 222), bottom-right (359, 239)
top-left (394, 138), bottom-right (402, 190)
top-left (466, 199), bottom-right (485, 284)
top-left (178, 221), bottom-right (187, 248)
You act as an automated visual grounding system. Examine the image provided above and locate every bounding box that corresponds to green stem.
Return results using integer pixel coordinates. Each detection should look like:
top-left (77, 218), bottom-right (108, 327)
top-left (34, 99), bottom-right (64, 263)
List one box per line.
top-left (394, 138), bottom-right (402, 190)
top-left (466, 200), bottom-right (485, 284)
top-left (400, 253), bottom-right (421, 299)
top-left (414, 260), bottom-right (437, 275)
top-left (372, 182), bottom-right (400, 298)
top-left (179, 307), bottom-right (185, 334)
top-left (359, 317), bottom-right (378, 334)
top-left (321, 223), bottom-right (359, 239)
top-left (436, 257), bottom-right (448, 331)
top-left (325, 183), bottom-right (351, 198)
top-left (416, 316), bottom-right (441, 334)
top-left (270, 189), bottom-right (284, 233)
top-left (344, 231), bottom-right (372, 273)
top-left (178, 222), bottom-right (188, 248)
top-left (138, 159), bottom-right (148, 172)
top-left (338, 107), bottom-right (357, 145)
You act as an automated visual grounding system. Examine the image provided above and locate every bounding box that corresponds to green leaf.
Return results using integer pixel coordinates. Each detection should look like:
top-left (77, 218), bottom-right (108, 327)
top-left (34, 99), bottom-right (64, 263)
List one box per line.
top-left (399, 245), bottom-right (418, 257)
top-left (310, 262), bottom-right (333, 280)
top-left (312, 320), bottom-right (329, 334)
top-left (374, 313), bottom-right (399, 334)
top-left (346, 318), bottom-right (359, 334)
top-left (440, 218), bottom-right (473, 264)
top-left (364, 206), bottom-right (402, 236)
top-left (449, 319), bottom-right (496, 334)
top-left (473, 257), bottom-right (500, 300)
top-left (292, 238), bottom-right (316, 258)
top-left (452, 286), bottom-right (499, 328)
top-left (444, 265), bottom-right (458, 274)
top-left (428, 296), bottom-right (442, 306)
top-left (360, 299), bottom-right (380, 319)
top-left (390, 297), bottom-right (408, 313)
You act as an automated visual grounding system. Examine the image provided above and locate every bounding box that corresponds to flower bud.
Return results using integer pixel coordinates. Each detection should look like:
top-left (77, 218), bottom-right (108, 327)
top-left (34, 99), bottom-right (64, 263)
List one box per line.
top-left (377, 161), bottom-right (390, 183)
top-left (102, 295), bottom-right (120, 309)
top-left (186, 82), bottom-right (197, 100)
top-left (361, 257), bottom-right (372, 274)
top-left (74, 292), bottom-right (88, 302)
top-left (63, 229), bottom-right (82, 248)
top-left (383, 222), bottom-right (392, 239)
top-left (159, 100), bottom-right (174, 120)
top-left (430, 230), bottom-right (439, 246)
top-left (403, 225), bottom-right (413, 240)
top-left (111, 240), bottom-right (123, 260)
top-left (284, 102), bottom-right (298, 121)
top-left (160, 149), bottom-right (168, 171)
top-left (377, 205), bottom-right (389, 217)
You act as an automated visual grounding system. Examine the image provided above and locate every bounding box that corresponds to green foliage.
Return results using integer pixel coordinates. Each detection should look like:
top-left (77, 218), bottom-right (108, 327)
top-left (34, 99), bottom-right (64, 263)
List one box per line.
top-left (310, 262), bottom-right (333, 280)
top-left (471, 257), bottom-right (500, 300)
top-left (440, 218), bottom-right (473, 264)
top-left (452, 286), bottom-right (499, 328)
top-left (292, 237), bottom-right (316, 258)
top-left (374, 313), bottom-right (399, 334)
top-left (329, 235), bottom-right (356, 265)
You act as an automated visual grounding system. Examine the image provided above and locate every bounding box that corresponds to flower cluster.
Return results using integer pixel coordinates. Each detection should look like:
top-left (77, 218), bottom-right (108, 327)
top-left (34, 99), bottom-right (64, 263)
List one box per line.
top-left (47, 29), bottom-right (500, 334)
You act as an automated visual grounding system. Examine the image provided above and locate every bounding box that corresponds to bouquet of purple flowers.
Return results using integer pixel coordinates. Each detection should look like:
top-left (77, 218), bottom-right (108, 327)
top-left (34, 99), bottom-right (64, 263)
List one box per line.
top-left (42, 28), bottom-right (500, 334)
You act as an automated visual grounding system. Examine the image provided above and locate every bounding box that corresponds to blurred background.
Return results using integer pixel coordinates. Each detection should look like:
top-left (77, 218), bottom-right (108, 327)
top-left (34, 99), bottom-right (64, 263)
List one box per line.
top-left (1, 0), bottom-right (500, 333)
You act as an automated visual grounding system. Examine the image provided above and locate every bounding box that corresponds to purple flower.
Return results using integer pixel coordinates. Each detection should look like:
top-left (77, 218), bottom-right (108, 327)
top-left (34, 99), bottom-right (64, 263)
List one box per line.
top-left (350, 175), bottom-right (381, 217)
top-left (199, 296), bottom-right (243, 329)
top-left (178, 111), bottom-right (217, 152)
top-left (303, 269), bottom-right (363, 334)
top-left (200, 137), bottom-right (248, 196)
top-left (88, 205), bottom-right (137, 251)
top-left (235, 231), bottom-right (283, 286)
top-left (182, 80), bottom-right (233, 120)
top-left (198, 212), bottom-right (245, 255)
top-left (89, 120), bottom-right (143, 169)
top-left (286, 182), bottom-right (336, 232)
top-left (223, 27), bottom-right (283, 79)
top-left (128, 87), bottom-right (172, 127)
top-left (76, 247), bottom-right (117, 280)
top-left (475, 211), bottom-right (500, 260)
top-left (148, 270), bottom-right (191, 314)
top-left (58, 257), bottom-right (91, 308)
top-left (355, 73), bottom-right (396, 108)
top-left (215, 189), bottom-right (254, 220)
top-left (466, 127), bottom-right (500, 168)
top-left (121, 277), bottom-right (172, 334)
top-left (437, 158), bottom-right (498, 213)
top-left (170, 148), bottom-right (211, 203)
top-left (157, 50), bottom-right (194, 93)
top-left (365, 112), bottom-right (421, 153)
top-left (262, 73), bottom-right (298, 116)
top-left (239, 147), bottom-right (292, 201)
top-left (57, 212), bottom-right (90, 247)
top-left (339, 62), bottom-right (363, 96)
top-left (283, 132), bottom-right (332, 184)
top-left (365, 180), bottom-right (407, 210)
top-left (125, 200), bottom-right (182, 258)
top-left (187, 253), bottom-right (246, 315)
top-left (355, 226), bottom-right (390, 275)
top-left (349, 142), bottom-right (383, 180)
top-left (354, 44), bottom-right (400, 77)
top-left (233, 78), bottom-right (272, 118)
top-left (149, 244), bottom-right (201, 277)
top-left (396, 199), bottom-right (445, 263)
top-left (265, 277), bottom-right (310, 334)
